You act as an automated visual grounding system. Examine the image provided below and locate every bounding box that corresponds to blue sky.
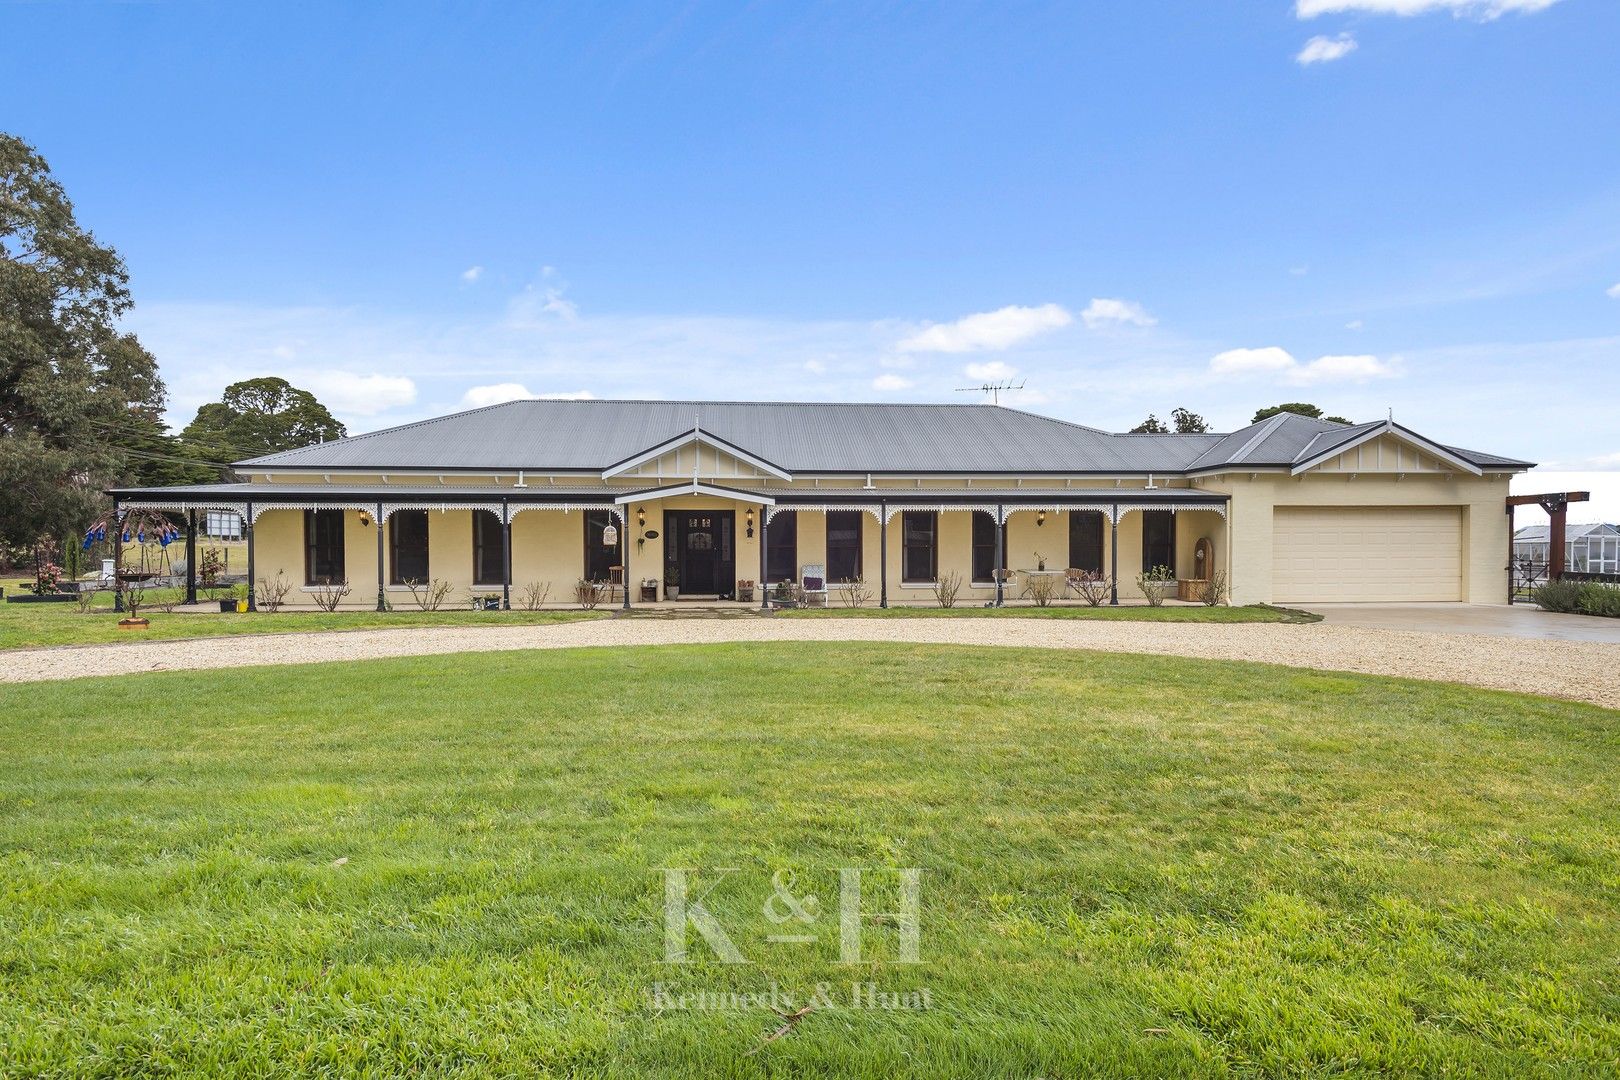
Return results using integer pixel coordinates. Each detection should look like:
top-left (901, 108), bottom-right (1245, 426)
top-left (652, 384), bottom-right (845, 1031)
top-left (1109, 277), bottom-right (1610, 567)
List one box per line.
top-left (6, 1), bottom-right (1619, 516)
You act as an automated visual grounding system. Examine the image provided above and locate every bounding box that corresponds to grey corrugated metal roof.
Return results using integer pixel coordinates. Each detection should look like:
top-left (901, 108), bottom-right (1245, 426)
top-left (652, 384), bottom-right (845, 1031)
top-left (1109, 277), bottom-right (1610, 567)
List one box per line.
top-left (1514, 523), bottom-right (1620, 542)
top-left (230, 399), bottom-right (1532, 475)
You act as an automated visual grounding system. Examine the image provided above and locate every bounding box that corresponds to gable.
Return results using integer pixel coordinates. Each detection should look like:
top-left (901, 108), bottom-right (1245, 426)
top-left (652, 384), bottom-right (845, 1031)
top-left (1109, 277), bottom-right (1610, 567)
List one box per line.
top-left (1299, 432), bottom-right (1471, 475)
top-left (609, 441), bottom-right (785, 482)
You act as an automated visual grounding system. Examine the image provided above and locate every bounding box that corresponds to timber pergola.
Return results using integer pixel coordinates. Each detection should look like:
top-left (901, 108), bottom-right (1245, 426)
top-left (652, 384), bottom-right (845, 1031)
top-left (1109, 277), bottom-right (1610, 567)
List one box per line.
top-left (1506, 490), bottom-right (1591, 598)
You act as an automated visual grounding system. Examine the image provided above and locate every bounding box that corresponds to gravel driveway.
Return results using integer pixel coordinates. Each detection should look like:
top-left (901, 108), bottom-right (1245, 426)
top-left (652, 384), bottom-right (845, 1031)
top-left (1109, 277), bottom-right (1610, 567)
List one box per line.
top-left (2, 618), bottom-right (1616, 709)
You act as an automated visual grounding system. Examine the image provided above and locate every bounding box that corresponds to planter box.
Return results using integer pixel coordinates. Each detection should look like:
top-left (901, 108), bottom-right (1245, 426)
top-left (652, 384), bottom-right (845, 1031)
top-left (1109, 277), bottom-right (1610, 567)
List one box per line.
top-left (1176, 578), bottom-right (1210, 603)
top-left (117, 617), bottom-right (150, 630)
top-left (7, 593), bottom-right (75, 604)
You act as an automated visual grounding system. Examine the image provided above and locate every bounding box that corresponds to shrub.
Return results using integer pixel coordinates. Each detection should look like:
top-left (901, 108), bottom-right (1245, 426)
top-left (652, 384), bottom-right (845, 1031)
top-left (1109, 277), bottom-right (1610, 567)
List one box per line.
top-left (1027, 573), bottom-right (1062, 607)
top-left (31, 557), bottom-right (63, 596)
top-left (520, 581), bottom-right (552, 610)
top-left (574, 579), bottom-right (608, 609)
top-left (1201, 568), bottom-right (1228, 607)
top-left (403, 578), bottom-right (452, 611)
top-left (1577, 582), bottom-right (1620, 618)
top-left (310, 579), bottom-right (352, 612)
top-left (1136, 565), bottom-right (1175, 607)
top-left (932, 570), bottom-right (963, 609)
top-left (256, 571), bottom-right (293, 612)
top-left (837, 576), bottom-right (872, 607)
top-left (198, 546), bottom-right (226, 587)
top-left (1067, 570), bottom-right (1112, 607)
top-left (1532, 579), bottom-right (1584, 614)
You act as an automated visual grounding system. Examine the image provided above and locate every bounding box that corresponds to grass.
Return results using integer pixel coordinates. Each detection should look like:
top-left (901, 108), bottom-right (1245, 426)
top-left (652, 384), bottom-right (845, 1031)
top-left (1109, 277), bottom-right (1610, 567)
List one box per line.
top-left (1, 643), bottom-right (1616, 1077)
top-left (781, 603), bottom-right (1316, 622)
top-left (0, 583), bottom-right (604, 650)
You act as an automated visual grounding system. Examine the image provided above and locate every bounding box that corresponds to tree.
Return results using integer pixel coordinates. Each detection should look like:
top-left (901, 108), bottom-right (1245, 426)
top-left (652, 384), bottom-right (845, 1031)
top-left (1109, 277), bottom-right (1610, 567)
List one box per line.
top-left (179, 377), bottom-right (346, 466)
top-left (1129, 414), bottom-right (1168, 434)
top-left (0, 133), bottom-right (168, 549)
top-left (1171, 407), bottom-right (1209, 433)
top-left (1252, 402), bottom-right (1351, 425)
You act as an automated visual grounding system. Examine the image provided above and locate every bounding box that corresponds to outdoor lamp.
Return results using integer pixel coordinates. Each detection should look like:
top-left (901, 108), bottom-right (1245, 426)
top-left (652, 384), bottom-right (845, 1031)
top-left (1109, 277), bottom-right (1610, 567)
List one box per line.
top-left (745, 508), bottom-right (755, 538)
top-left (1036, 510), bottom-right (1046, 527)
top-left (637, 509), bottom-right (646, 528)
top-left (358, 511), bottom-right (373, 527)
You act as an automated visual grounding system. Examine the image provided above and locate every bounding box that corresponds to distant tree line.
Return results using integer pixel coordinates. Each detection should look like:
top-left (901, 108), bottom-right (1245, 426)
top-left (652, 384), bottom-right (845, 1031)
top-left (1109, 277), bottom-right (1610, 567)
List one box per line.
top-left (1129, 402), bottom-right (1351, 434)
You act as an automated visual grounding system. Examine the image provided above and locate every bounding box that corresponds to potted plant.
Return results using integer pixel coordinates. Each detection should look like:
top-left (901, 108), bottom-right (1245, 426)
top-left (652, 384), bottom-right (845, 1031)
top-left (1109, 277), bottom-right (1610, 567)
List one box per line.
top-left (735, 579), bottom-right (755, 603)
top-left (665, 566), bottom-right (679, 600)
top-left (1136, 564), bottom-right (1176, 607)
top-left (1033, 551), bottom-right (1047, 572)
top-left (211, 585), bottom-right (241, 613)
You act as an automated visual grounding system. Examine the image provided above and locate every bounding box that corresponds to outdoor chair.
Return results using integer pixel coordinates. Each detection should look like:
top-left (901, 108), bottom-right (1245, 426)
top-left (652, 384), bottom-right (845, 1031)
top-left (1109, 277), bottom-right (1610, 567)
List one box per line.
top-left (799, 564), bottom-right (828, 608)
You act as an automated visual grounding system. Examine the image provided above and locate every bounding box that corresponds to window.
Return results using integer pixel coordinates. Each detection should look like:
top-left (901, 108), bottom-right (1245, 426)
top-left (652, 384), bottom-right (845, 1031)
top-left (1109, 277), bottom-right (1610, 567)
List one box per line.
top-left (971, 512), bottom-right (1004, 584)
top-left (1068, 511), bottom-right (1105, 574)
top-left (584, 510), bottom-right (616, 582)
top-left (304, 509), bottom-right (345, 585)
top-left (390, 510), bottom-right (430, 584)
top-left (766, 511), bottom-right (798, 583)
top-left (902, 511), bottom-right (937, 583)
top-left (472, 510), bottom-right (506, 586)
top-left (1141, 510), bottom-right (1175, 577)
top-left (826, 511), bottom-right (862, 583)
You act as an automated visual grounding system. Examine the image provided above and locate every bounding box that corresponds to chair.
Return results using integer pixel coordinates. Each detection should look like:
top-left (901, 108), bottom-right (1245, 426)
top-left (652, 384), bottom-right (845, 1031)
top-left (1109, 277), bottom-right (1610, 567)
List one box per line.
top-left (800, 564), bottom-right (828, 608)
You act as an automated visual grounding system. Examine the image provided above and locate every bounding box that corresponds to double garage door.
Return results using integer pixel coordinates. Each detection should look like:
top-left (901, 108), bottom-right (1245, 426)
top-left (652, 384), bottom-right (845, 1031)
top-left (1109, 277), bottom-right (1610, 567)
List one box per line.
top-left (1272, 507), bottom-right (1463, 603)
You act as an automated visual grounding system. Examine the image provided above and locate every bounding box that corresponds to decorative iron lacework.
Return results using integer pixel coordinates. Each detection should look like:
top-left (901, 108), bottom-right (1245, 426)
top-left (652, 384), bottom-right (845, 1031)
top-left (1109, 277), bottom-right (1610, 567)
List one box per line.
top-left (880, 503), bottom-right (1002, 524)
top-left (764, 504), bottom-right (883, 523)
top-left (999, 502), bottom-right (1117, 524)
top-left (380, 502), bottom-right (505, 523)
top-left (506, 503), bottom-right (623, 524)
top-left (248, 501), bottom-right (377, 524)
top-left (1116, 502), bottom-right (1228, 521)
top-left (120, 499), bottom-right (249, 519)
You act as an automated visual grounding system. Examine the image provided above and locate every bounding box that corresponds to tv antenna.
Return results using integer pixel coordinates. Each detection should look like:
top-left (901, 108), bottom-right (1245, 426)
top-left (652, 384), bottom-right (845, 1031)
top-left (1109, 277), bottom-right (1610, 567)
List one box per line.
top-left (953, 379), bottom-right (1026, 405)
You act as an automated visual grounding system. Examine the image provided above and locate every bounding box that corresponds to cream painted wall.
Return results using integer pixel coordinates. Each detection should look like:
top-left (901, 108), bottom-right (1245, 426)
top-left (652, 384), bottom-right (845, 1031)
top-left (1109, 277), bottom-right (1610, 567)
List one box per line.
top-left (1198, 471), bottom-right (1511, 605)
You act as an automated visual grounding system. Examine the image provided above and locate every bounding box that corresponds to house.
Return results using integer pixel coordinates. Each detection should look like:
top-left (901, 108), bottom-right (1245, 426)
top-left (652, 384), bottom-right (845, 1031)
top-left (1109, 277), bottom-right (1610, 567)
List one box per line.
top-left (109, 400), bottom-right (1534, 608)
top-left (1513, 523), bottom-right (1620, 575)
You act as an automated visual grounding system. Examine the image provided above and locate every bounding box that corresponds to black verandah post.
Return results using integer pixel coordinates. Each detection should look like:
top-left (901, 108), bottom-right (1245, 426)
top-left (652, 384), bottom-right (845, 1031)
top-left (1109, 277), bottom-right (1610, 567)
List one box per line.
top-left (1109, 502), bottom-right (1119, 606)
top-left (994, 504), bottom-right (1004, 607)
top-left (759, 512), bottom-right (769, 610)
top-left (620, 509), bottom-right (630, 610)
top-left (501, 497), bottom-right (512, 610)
top-left (879, 499), bottom-right (888, 608)
top-left (184, 509), bottom-right (198, 605)
top-left (245, 501), bottom-right (257, 611)
top-left (375, 502), bottom-right (386, 611)
top-left (112, 497), bottom-right (123, 613)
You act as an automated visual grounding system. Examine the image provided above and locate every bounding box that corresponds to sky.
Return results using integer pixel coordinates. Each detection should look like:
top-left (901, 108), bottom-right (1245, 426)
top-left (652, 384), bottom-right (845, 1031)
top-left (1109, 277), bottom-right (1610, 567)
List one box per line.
top-left (5, 0), bottom-right (1619, 522)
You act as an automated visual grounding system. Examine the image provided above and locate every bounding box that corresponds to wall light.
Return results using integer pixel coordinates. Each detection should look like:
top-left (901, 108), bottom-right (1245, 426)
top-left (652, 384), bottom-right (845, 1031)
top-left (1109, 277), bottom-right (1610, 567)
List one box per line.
top-left (745, 508), bottom-right (755, 539)
top-left (1036, 510), bottom-right (1046, 527)
top-left (637, 508), bottom-right (646, 529)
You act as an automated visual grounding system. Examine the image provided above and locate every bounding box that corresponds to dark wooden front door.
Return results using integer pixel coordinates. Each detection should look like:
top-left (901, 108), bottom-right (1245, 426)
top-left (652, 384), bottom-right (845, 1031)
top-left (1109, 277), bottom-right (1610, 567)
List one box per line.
top-left (666, 510), bottom-right (735, 597)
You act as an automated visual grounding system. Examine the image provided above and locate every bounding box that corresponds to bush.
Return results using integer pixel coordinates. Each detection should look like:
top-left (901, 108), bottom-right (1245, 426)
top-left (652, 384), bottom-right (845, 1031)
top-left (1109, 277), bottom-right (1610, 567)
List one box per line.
top-left (1201, 568), bottom-right (1228, 606)
top-left (932, 570), bottom-right (963, 609)
top-left (1533, 579), bottom-right (1620, 618)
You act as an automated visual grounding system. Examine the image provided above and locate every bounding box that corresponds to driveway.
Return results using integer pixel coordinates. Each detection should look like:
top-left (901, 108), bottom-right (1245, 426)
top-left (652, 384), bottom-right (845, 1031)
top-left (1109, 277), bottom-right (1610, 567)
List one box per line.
top-left (2, 617), bottom-right (1617, 709)
top-left (1309, 603), bottom-right (1620, 645)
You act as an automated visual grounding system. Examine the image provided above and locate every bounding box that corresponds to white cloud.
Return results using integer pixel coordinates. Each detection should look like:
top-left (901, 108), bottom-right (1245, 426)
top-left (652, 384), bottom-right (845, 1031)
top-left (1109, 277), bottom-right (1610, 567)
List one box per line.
top-left (872, 374), bottom-right (913, 391)
top-left (461, 382), bottom-right (535, 408)
top-left (508, 266), bottom-right (579, 324)
top-left (1296, 33), bottom-right (1358, 65)
top-left (1297, 0), bottom-right (1561, 19)
top-left (1209, 346), bottom-right (1397, 385)
top-left (897, 303), bottom-right (1072, 353)
top-left (1080, 297), bottom-right (1156, 329)
top-left (1606, 282), bottom-right (1620, 299)
top-left (1345, 319), bottom-right (1365, 330)
top-left (1209, 346), bottom-right (1299, 377)
top-left (460, 265), bottom-right (484, 284)
top-left (297, 372), bottom-right (418, 416)
top-left (803, 359), bottom-right (828, 375)
top-left (964, 360), bottom-right (1018, 381)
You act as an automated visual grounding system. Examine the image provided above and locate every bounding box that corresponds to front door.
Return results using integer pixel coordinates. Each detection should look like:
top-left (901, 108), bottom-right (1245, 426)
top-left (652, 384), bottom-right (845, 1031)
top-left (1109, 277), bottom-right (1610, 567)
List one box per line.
top-left (667, 510), bottom-right (735, 597)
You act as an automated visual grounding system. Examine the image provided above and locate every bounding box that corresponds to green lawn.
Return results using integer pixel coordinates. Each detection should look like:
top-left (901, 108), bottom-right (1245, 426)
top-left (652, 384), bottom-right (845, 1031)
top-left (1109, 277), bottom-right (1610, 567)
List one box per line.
top-left (781, 603), bottom-right (1316, 622)
top-left (1, 644), bottom-right (1615, 1077)
top-left (0, 588), bottom-right (604, 650)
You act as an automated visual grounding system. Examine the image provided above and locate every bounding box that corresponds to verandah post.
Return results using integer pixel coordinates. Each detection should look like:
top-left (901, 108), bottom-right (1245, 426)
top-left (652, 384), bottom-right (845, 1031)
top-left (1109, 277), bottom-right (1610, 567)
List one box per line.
top-left (994, 505), bottom-right (1004, 607)
top-left (1109, 503), bottom-right (1119, 606)
top-left (621, 508), bottom-right (631, 610)
top-left (501, 497), bottom-right (512, 610)
top-left (184, 508), bottom-right (198, 605)
top-left (245, 501), bottom-right (257, 611)
top-left (879, 500), bottom-right (888, 608)
top-left (112, 497), bottom-right (124, 613)
top-left (375, 502), bottom-right (386, 611)
top-left (759, 511), bottom-right (769, 610)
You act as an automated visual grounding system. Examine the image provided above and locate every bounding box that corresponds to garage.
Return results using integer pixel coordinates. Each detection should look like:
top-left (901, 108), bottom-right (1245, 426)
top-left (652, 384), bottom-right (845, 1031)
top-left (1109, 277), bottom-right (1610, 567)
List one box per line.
top-left (1272, 506), bottom-right (1463, 603)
